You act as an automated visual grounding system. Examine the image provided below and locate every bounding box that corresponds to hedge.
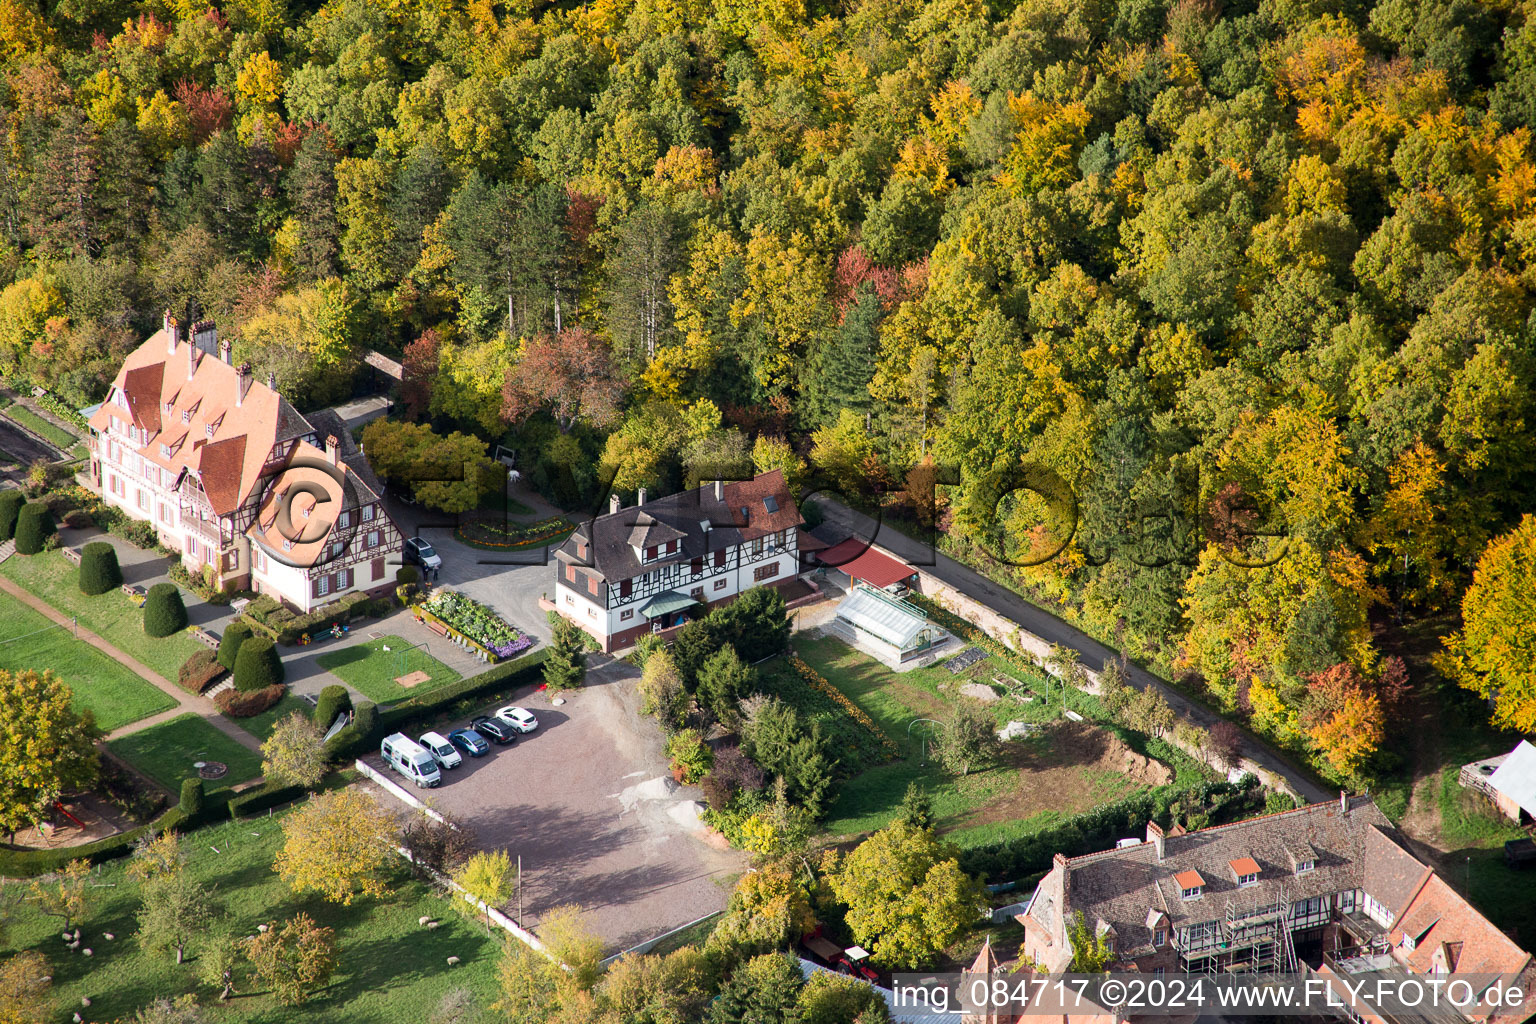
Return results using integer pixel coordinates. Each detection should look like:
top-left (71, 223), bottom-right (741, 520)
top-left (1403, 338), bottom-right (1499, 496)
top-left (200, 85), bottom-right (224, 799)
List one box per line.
top-left (245, 591), bottom-right (387, 645)
top-left (0, 489), bottom-right (23, 541)
top-left (228, 780), bottom-right (308, 818)
top-left (325, 649), bottom-right (551, 760)
top-left (233, 636), bottom-right (283, 691)
top-left (179, 778), bottom-right (204, 817)
top-left (176, 650), bottom-right (227, 694)
top-left (313, 684), bottom-right (351, 730)
top-left (78, 540), bottom-right (123, 595)
top-left (955, 778), bottom-right (1264, 882)
top-left (217, 620), bottom-right (252, 671)
top-left (0, 806), bottom-right (186, 877)
top-left (13, 502), bottom-right (54, 554)
top-left (142, 582), bottom-right (187, 637)
top-left (215, 683), bottom-right (285, 717)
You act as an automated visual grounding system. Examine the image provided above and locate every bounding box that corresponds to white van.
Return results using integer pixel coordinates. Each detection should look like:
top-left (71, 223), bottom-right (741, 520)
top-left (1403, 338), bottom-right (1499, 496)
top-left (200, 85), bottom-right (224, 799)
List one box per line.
top-left (418, 731), bottom-right (463, 770)
top-left (381, 733), bottom-right (442, 788)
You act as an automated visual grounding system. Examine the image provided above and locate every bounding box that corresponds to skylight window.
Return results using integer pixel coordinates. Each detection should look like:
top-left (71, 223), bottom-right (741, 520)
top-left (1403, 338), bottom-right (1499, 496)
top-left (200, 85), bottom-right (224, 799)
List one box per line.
top-left (764, 495), bottom-right (779, 514)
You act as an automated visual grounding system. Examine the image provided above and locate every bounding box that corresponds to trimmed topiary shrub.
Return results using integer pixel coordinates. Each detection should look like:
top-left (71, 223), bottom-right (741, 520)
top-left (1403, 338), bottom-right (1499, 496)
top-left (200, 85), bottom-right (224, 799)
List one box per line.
top-left (179, 778), bottom-right (203, 817)
top-left (215, 683), bottom-right (285, 717)
top-left (233, 636), bottom-right (284, 691)
top-left (0, 490), bottom-right (25, 542)
top-left (177, 650), bottom-right (226, 694)
top-left (142, 582), bottom-right (187, 637)
top-left (313, 684), bottom-right (351, 731)
top-left (13, 502), bottom-right (54, 555)
top-left (77, 541), bottom-right (122, 595)
top-left (396, 565), bottom-right (419, 586)
top-left (217, 620), bottom-right (253, 671)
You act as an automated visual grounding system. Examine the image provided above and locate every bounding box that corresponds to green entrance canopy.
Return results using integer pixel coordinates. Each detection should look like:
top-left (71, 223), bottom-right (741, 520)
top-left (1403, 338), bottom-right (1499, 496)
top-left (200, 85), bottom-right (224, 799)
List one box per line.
top-left (638, 591), bottom-right (696, 619)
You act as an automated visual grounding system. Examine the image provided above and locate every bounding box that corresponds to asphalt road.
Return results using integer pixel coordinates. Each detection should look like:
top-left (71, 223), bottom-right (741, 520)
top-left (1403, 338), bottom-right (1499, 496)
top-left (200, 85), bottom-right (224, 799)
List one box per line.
top-left (817, 500), bottom-right (1333, 805)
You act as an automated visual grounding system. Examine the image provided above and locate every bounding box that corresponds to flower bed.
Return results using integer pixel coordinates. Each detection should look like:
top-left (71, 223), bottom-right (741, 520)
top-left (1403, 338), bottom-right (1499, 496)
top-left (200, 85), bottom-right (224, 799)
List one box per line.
top-left (788, 654), bottom-right (903, 759)
top-left (454, 514), bottom-right (576, 551)
top-left (420, 589), bottom-right (534, 660)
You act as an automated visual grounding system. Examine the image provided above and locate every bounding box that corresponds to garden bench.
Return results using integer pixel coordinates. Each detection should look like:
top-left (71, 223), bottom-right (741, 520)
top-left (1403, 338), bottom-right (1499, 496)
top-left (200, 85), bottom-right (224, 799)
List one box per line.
top-left (425, 619), bottom-right (449, 637)
top-left (191, 627), bottom-right (220, 649)
top-left (122, 584), bottom-right (146, 607)
top-left (61, 546), bottom-right (81, 566)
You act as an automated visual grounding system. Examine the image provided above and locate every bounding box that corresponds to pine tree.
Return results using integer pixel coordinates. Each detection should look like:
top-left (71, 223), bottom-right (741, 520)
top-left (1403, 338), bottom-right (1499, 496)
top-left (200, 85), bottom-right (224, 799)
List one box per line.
top-left (25, 111), bottom-right (101, 258)
top-left (542, 615), bottom-right (587, 692)
top-left (803, 288), bottom-right (880, 427)
top-left (389, 143), bottom-right (450, 277)
top-left (284, 131), bottom-right (340, 280)
top-left (604, 201), bottom-right (681, 363)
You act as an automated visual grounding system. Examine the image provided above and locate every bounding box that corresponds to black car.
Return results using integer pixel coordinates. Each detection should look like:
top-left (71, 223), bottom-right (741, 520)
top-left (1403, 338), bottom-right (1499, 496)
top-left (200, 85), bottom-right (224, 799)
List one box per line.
top-left (470, 715), bottom-right (516, 745)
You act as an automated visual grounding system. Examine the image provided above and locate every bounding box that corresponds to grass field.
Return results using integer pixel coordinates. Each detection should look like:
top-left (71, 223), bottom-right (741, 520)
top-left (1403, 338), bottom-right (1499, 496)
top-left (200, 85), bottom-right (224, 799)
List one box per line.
top-left (0, 549), bottom-right (205, 681)
top-left (316, 635), bottom-right (462, 704)
top-left (0, 591), bottom-right (174, 731)
top-left (795, 634), bottom-right (1204, 847)
top-left (2, 403), bottom-right (80, 448)
top-left (234, 692), bottom-right (315, 743)
top-left (5, 813), bottom-right (503, 1023)
top-left (107, 713), bottom-right (263, 793)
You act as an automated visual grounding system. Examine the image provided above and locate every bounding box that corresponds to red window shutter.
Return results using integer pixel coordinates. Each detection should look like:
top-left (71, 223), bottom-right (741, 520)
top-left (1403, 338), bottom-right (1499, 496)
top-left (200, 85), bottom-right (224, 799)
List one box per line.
top-left (372, 557), bottom-right (384, 581)
top-left (620, 578), bottom-right (632, 597)
top-left (312, 576), bottom-right (321, 599)
top-left (714, 550), bottom-right (725, 568)
top-left (587, 577), bottom-right (599, 596)
top-left (646, 546), bottom-right (657, 560)
top-left (566, 564), bottom-right (576, 582)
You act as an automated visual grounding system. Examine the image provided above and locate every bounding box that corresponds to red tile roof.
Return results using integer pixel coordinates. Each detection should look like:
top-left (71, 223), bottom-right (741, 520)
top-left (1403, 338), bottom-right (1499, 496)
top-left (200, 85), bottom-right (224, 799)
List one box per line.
top-left (816, 538), bottom-right (917, 589)
top-left (1174, 869), bottom-right (1205, 889)
top-left (1229, 857), bottom-right (1260, 877)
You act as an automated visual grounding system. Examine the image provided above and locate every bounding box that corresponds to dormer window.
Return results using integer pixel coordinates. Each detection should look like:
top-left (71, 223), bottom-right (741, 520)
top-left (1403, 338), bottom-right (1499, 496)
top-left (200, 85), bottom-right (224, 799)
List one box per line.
top-left (1182, 885), bottom-right (1202, 900)
top-left (1296, 859), bottom-right (1313, 874)
top-left (205, 424), bottom-right (214, 438)
top-left (159, 443), bottom-right (171, 457)
top-left (1175, 869), bottom-right (1205, 900)
top-left (1230, 857), bottom-right (1260, 888)
top-left (182, 409), bottom-right (191, 423)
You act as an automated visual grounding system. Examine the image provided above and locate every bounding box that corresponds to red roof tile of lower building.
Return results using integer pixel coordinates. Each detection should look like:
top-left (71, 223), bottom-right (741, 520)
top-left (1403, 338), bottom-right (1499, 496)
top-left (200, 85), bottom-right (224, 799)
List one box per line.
top-left (817, 538), bottom-right (917, 589)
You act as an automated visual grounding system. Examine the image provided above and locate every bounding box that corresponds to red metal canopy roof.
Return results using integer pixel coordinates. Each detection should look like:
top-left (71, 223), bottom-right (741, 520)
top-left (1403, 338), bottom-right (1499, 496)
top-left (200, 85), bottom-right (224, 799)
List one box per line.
top-left (816, 538), bottom-right (917, 588)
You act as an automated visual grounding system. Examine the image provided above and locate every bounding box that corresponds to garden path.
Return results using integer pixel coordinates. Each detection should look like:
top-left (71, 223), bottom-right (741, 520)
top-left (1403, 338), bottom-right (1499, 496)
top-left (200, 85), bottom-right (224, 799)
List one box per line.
top-left (0, 572), bottom-right (260, 752)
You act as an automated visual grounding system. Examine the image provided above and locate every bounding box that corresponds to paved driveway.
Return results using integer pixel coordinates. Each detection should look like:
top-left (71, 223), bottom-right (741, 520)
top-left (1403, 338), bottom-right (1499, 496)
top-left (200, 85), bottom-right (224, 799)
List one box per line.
top-left (382, 486), bottom-right (574, 648)
top-left (361, 658), bottom-right (744, 951)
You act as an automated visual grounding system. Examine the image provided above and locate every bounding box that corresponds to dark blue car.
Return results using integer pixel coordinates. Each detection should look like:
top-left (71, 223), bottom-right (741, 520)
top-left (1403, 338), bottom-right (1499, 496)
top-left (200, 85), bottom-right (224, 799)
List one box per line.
top-left (448, 728), bottom-right (490, 757)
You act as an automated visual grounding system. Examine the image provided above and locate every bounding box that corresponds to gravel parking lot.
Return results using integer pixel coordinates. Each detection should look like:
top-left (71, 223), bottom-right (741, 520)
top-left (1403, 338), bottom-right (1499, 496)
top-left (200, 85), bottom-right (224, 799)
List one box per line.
top-left (361, 658), bottom-right (744, 951)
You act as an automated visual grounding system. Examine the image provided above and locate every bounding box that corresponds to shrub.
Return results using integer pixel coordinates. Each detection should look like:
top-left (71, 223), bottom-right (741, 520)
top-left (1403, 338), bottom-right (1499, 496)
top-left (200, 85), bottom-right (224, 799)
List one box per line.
top-left (77, 541), bottom-right (122, 595)
top-left (142, 582), bottom-right (188, 637)
top-left (396, 565), bottom-right (419, 586)
top-left (228, 780), bottom-right (307, 818)
top-left (666, 729), bottom-right (713, 784)
top-left (0, 489), bottom-right (25, 541)
top-left (234, 637), bottom-right (284, 691)
top-left (313, 685), bottom-right (351, 730)
top-left (179, 778), bottom-right (204, 817)
top-left (218, 621), bottom-right (253, 671)
top-left (177, 650), bottom-right (227, 694)
top-left (215, 684), bottom-right (286, 717)
top-left (13, 502), bottom-right (54, 555)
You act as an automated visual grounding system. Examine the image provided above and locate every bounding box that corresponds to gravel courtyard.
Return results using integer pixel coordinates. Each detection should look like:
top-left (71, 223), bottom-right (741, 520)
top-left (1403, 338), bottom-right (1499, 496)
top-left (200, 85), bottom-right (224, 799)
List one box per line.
top-left (361, 657), bottom-right (744, 952)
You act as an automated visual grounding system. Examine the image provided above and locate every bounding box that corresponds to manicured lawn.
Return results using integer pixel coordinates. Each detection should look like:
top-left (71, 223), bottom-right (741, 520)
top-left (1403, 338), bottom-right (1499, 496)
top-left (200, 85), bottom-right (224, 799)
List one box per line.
top-left (2, 403), bottom-right (80, 448)
top-left (107, 713), bottom-right (263, 793)
top-left (0, 592), bottom-right (174, 731)
top-left (234, 692), bottom-right (315, 743)
top-left (317, 634), bottom-right (462, 704)
top-left (6, 813), bottom-right (502, 1023)
top-left (0, 549), bottom-right (205, 681)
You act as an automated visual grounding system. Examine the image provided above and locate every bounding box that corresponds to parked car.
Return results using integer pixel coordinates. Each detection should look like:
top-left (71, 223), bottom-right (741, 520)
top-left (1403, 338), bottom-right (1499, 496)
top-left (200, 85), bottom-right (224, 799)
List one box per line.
top-left (493, 706), bottom-right (539, 733)
top-left (448, 728), bottom-right (490, 757)
top-left (418, 731), bottom-right (463, 770)
top-left (381, 733), bottom-right (442, 788)
top-left (470, 715), bottom-right (516, 745)
top-left (404, 536), bottom-right (443, 572)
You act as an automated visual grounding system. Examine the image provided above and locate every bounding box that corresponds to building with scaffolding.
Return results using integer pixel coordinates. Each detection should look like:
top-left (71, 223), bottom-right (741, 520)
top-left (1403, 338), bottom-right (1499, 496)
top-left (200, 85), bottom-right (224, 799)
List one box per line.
top-left (1016, 792), bottom-right (1529, 987)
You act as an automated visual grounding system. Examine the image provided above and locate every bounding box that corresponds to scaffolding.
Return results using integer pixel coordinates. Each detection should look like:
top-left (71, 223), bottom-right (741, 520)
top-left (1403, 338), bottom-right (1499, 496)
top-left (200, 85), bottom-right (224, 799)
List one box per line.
top-left (1216, 881), bottom-right (1299, 974)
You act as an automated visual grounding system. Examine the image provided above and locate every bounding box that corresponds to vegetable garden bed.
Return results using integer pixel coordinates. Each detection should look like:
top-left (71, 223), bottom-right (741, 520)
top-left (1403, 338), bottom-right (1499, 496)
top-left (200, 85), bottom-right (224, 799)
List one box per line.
top-left (417, 589), bottom-right (534, 661)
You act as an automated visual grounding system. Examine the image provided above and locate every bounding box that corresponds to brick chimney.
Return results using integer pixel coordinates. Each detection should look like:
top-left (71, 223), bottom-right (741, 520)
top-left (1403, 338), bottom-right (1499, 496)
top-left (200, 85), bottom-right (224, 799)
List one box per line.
top-left (1054, 852), bottom-right (1070, 898)
top-left (164, 310), bottom-right (181, 353)
top-left (218, 338), bottom-right (232, 364)
top-left (1147, 821), bottom-right (1165, 862)
top-left (325, 435), bottom-right (339, 466)
top-left (267, 371), bottom-right (277, 392)
top-left (235, 362), bottom-right (251, 408)
top-left (1340, 790), bottom-right (1349, 814)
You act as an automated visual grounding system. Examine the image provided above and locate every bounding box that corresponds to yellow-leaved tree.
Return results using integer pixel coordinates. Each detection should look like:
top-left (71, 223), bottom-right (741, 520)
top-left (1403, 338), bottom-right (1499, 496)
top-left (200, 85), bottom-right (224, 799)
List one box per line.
top-left (274, 789), bottom-right (397, 905)
top-left (1438, 515), bottom-right (1536, 732)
